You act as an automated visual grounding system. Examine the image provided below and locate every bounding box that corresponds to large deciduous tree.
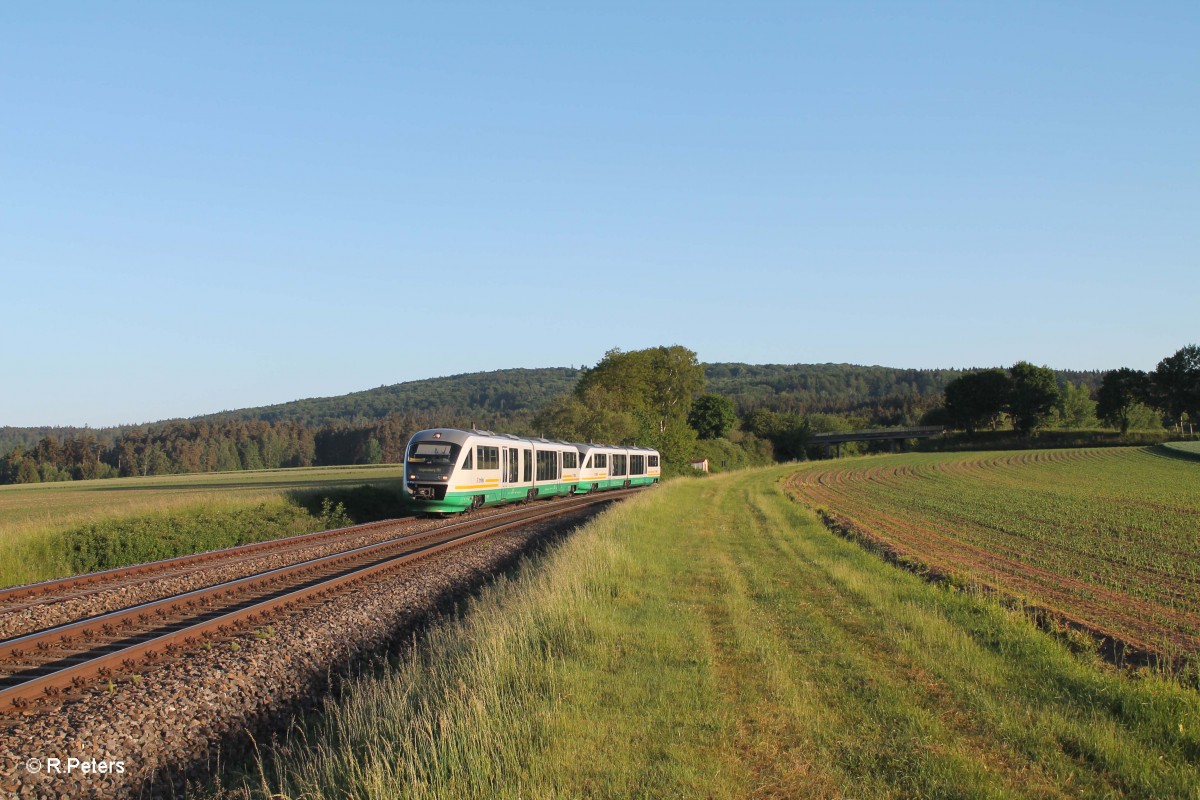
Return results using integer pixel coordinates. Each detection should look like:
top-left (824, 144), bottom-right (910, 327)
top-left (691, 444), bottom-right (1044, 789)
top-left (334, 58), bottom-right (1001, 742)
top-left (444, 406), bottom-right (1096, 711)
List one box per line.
top-left (577, 346), bottom-right (705, 433)
top-left (1150, 344), bottom-right (1200, 434)
top-left (571, 345), bottom-right (705, 468)
top-left (1007, 362), bottom-right (1060, 434)
top-left (533, 385), bottom-right (639, 445)
top-left (1097, 368), bottom-right (1151, 433)
top-left (942, 369), bottom-right (1011, 432)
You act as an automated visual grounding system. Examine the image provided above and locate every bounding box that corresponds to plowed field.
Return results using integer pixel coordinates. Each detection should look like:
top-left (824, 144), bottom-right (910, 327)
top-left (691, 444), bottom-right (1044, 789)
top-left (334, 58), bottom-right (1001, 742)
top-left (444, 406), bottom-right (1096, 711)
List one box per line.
top-left (784, 447), bottom-right (1200, 658)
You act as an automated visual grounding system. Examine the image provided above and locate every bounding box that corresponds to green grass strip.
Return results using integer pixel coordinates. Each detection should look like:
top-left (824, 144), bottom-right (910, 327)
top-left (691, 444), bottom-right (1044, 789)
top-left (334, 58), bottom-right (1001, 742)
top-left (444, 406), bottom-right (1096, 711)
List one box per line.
top-left (225, 469), bottom-right (1200, 800)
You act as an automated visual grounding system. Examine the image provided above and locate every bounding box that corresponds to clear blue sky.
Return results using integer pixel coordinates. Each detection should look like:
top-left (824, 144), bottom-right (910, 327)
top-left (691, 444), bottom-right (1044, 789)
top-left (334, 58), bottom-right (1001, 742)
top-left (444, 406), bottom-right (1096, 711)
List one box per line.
top-left (2, 2), bottom-right (1196, 427)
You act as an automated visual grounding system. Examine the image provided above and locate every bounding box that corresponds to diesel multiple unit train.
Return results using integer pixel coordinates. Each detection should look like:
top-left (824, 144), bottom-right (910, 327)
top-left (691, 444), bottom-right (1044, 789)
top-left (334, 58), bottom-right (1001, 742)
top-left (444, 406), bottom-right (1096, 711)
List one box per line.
top-left (404, 428), bottom-right (661, 513)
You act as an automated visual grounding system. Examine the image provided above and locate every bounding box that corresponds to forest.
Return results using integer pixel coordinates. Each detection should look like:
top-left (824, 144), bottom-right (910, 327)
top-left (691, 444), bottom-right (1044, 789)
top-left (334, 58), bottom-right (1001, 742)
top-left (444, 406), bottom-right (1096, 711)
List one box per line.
top-left (0, 349), bottom-right (1192, 485)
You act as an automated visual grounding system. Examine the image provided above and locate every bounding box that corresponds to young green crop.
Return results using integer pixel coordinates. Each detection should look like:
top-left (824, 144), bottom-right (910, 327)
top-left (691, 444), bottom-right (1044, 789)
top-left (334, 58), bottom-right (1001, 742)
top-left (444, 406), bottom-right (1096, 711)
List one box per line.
top-left (785, 447), bottom-right (1200, 660)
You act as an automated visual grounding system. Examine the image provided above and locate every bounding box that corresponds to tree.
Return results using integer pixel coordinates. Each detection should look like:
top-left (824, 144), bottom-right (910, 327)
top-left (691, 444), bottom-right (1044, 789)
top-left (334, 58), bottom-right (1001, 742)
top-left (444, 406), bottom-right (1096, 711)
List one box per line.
top-left (742, 408), bottom-right (811, 461)
top-left (942, 369), bottom-right (1011, 432)
top-left (216, 440), bottom-right (242, 472)
top-left (688, 394), bottom-right (737, 439)
top-left (577, 346), bottom-right (705, 431)
top-left (34, 436), bottom-right (62, 468)
top-left (1007, 362), bottom-right (1060, 434)
top-left (643, 345), bottom-right (706, 434)
top-left (15, 456), bottom-right (40, 484)
top-left (1097, 368), bottom-right (1151, 433)
top-left (143, 443), bottom-right (173, 476)
top-left (535, 386), bottom-right (639, 445)
top-left (1056, 381), bottom-right (1098, 429)
top-left (1150, 344), bottom-right (1200, 434)
top-left (238, 439), bottom-right (264, 471)
top-left (573, 345), bottom-right (705, 469)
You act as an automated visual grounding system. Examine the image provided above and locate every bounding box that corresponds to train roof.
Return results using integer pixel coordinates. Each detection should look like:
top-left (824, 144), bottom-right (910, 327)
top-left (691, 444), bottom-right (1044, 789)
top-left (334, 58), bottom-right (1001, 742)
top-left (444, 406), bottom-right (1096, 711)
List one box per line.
top-left (573, 442), bottom-right (659, 453)
top-left (409, 429), bottom-right (593, 450)
top-left (407, 428), bottom-right (475, 446)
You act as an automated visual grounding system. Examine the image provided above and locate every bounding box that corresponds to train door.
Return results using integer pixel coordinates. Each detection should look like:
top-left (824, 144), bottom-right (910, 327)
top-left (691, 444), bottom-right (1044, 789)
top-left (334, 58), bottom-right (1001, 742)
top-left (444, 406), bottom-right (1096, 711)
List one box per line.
top-left (509, 448), bottom-right (519, 484)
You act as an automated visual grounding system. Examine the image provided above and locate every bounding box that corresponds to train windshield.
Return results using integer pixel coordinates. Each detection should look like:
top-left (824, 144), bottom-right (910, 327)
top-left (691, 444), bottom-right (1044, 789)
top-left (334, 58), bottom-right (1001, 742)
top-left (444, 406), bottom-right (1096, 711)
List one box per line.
top-left (407, 441), bottom-right (462, 474)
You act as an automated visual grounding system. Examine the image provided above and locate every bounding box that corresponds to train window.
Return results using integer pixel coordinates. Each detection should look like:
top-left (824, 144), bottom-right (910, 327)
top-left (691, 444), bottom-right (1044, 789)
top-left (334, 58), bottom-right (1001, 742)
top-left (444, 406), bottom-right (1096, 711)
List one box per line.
top-left (593, 453), bottom-right (607, 469)
top-left (563, 451), bottom-right (578, 469)
top-left (648, 455), bottom-right (659, 468)
top-left (462, 449), bottom-right (473, 470)
top-left (536, 450), bottom-right (558, 481)
top-left (524, 449), bottom-right (532, 482)
top-left (612, 454), bottom-right (627, 476)
top-left (630, 455), bottom-right (645, 475)
top-left (477, 446), bottom-right (499, 470)
top-left (506, 448), bottom-right (519, 483)
top-left (408, 440), bottom-right (462, 479)
top-left (408, 441), bottom-right (458, 465)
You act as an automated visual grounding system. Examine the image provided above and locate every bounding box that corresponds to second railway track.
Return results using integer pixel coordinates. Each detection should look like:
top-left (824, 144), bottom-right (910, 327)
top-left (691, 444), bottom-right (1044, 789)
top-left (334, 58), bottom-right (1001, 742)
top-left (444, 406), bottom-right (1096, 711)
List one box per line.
top-left (0, 489), bottom-right (639, 713)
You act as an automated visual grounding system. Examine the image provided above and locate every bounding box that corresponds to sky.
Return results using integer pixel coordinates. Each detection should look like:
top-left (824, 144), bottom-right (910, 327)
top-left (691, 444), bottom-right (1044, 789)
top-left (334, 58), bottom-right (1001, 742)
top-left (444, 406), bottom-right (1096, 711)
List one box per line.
top-left (1, 2), bottom-right (1196, 427)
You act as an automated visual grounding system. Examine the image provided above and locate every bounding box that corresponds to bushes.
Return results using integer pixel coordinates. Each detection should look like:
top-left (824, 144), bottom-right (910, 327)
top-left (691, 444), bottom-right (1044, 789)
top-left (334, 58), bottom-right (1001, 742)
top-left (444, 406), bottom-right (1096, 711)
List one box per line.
top-left (690, 434), bottom-right (774, 473)
top-left (61, 502), bottom-right (325, 574)
top-left (289, 483), bottom-right (408, 524)
top-left (50, 488), bottom-right (392, 577)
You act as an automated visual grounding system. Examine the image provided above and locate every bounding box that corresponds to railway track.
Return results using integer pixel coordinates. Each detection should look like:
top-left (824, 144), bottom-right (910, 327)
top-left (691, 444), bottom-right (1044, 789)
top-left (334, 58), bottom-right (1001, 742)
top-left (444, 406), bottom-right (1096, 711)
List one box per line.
top-left (0, 513), bottom-right (453, 613)
top-left (0, 489), bottom-right (636, 712)
top-left (0, 502), bottom-right (587, 642)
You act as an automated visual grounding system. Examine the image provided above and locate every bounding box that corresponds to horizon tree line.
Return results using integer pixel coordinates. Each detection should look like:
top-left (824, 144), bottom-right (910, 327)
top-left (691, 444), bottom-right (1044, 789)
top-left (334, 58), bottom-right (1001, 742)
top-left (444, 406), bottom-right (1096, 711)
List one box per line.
top-left (1, 344), bottom-right (1196, 484)
top-left (939, 345), bottom-right (1199, 435)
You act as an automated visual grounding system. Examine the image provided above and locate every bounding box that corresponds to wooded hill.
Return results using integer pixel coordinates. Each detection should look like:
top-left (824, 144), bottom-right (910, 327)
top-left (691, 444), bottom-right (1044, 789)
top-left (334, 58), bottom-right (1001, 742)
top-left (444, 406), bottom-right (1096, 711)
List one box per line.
top-left (196, 367), bottom-right (584, 426)
top-left (0, 361), bottom-right (1104, 484)
top-left (1, 363), bottom-right (1104, 453)
top-left (0, 368), bottom-right (579, 454)
top-left (706, 363), bottom-right (1101, 423)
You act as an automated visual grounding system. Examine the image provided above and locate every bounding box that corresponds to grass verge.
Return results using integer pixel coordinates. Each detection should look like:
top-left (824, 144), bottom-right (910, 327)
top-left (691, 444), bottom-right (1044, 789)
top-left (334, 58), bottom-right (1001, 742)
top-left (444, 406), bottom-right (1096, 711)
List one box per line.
top-left (215, 468), bottom-right (1200, 800)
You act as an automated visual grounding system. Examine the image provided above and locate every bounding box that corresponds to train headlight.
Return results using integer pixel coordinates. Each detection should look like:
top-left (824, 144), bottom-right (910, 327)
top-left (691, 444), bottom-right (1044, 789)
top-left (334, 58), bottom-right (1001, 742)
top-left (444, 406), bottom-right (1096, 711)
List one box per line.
top-left (441, 475), bottom-right (448, 480)
top-left (409, 474), bottom-right (416, 480)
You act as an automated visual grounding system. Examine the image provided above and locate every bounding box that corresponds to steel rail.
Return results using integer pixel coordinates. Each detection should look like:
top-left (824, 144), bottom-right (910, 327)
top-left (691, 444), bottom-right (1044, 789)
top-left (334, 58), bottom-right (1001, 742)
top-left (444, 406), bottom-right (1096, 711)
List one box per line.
top-left (0, 489), bottom-right (637, 711)
top-left (0, 495), bottom-right (610, 659)
top-left (0, 498), bottom-right (572, 613)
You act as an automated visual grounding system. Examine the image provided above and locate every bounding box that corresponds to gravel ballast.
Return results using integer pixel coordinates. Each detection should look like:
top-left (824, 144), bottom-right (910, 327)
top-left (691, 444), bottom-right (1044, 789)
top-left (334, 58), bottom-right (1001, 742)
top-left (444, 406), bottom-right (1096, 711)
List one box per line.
top-left (0, 503), bottom-right (609, 799)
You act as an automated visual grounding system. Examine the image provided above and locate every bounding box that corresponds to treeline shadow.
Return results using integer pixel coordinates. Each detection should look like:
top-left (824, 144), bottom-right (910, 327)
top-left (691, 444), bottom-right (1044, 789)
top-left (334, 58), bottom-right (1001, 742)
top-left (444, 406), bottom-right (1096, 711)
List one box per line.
top-left (1146, 444), bottom-right (1200, 464)
top-left (287, 480), bottom-right (412, 524)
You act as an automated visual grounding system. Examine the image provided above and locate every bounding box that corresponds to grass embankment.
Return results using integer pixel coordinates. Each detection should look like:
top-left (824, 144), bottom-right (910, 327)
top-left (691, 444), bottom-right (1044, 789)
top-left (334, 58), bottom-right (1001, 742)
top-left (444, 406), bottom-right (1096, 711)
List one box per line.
top-left (0, 465), bottom-right (408, 587)
top-left (222, 469), bottom-right (1200, 800)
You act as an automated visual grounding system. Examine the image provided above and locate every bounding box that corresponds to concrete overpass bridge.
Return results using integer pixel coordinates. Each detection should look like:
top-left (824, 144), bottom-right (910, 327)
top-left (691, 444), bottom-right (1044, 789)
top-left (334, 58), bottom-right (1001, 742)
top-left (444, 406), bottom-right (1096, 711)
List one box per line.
top-left (808, 426), bottom-right (944, 457)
